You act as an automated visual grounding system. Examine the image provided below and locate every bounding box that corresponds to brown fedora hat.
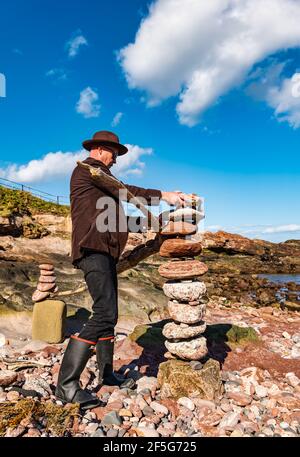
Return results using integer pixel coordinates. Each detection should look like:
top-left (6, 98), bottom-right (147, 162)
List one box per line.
top-left (82, 130), bottom-right (128, 155)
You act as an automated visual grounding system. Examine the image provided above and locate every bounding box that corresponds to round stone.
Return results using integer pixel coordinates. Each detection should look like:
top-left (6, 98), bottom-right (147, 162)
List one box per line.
top-left (168, 301), bottom-right (206, 324)
top-left (159, 238), bottom-right (202, 258)
top-left (158, 260), bottom-right (208, 280)
top-left (165, 336), bottom-right (208, 361)
top-left (162, 321), bottom-right (206, 339)
top-left (160, 221), bottom-right (197, 237)
top-left (163, 281), bottom-right (206, 302)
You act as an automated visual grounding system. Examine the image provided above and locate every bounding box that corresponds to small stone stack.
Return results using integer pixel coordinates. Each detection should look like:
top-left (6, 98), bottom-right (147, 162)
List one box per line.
top-left (32, 263), bottom-right (58, 302)
top-left (31, 263), bottom-right (66, 344)
top-left (158, 198), bottom-right (209, 361)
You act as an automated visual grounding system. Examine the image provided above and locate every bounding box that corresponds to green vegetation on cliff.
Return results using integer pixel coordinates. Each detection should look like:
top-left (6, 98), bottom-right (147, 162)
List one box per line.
top-left (0, 186), bottom-right (70, 217)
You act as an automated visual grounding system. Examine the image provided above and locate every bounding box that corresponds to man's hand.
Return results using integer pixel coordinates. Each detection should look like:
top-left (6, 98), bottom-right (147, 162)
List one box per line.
top-left (161, 190), bottom-right (195, 207)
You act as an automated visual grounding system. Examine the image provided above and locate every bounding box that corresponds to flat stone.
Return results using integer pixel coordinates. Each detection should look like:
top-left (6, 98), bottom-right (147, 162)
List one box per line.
top-left (163, 281), bottom-right (207, 302)
top-left (157, 358), bottom-right (222, 401)
top-left (177, 397), bottom-right (195, 411)
top-left (159, 238), bottom-right (202, 258)
top-left (32, 290), bottom-right (50, 302)
top-left (40, 269), bottom-right (55, 276)
top-left (227, 392), bottom-right (252, 406)
top-left (39, 275), bottom-right (56, 283)
top-left (158, 260), bottom-right (208, 280)
top-left (285, 372), bottom-right (300, 387)
top-left (23, 374), bottom-right (52, 397)
top-left (218, 411), bottom-right (240, 431)
top-left (168, 301), bottom-right (206, 324)
top-left (149, 401), bottom-right (169, 416)
top-left (168, 208), bottom-right (204, 224)
top-left (162, 321), bottom-right (206, 339)
top-left (135, 377), bottom-right (158, 396)
top-left (160, 221), bottom-right (197, 237)
top-left (165, 336), bottom-right (208, 360)
top-left (132, 427), bottom-right (160, 437)
top-left (0, 370), bottom-right (18, 387)
top-left (37, 282), bottom-right (56, 292)
top-left (102, 411), bottom-right (122, 426)
top-left (39, 264), bottom-right (54, 271)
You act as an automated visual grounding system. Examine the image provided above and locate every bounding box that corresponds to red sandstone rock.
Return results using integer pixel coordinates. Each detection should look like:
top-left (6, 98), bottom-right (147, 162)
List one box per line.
top-left (159, 238), bottom-right (202, 258)
top-left (40, 269), bottom-right (55, 276)
top-left (158, 260), bottom-right (208, 279)
top-left (37, 282), bottom-right (56, 292)
top-left (160, 221), bottom-right (197, 237)
top-left (39, 264), bottom-right (54, 271)
top-left (39, 275), bottom-right (56, 283)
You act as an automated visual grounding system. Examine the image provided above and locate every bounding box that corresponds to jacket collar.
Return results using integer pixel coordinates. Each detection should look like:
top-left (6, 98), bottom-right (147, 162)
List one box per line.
top-left (82, 156), bottom-right (111, 172)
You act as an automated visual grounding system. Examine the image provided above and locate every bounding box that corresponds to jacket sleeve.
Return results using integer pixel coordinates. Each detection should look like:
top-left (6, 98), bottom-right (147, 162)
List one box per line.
top-left (122, 182), bottom-right (162, 205)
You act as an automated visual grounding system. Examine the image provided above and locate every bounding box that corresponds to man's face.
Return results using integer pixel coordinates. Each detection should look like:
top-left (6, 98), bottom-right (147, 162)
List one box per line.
top-left (97, 146), bottom-right (118, 168)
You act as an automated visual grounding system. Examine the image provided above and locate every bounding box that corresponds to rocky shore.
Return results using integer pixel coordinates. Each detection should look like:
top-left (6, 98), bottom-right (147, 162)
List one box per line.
top-left (0, 202), bottom-right (299, 437)
top-left (0, 301), bottom-right (300, 437)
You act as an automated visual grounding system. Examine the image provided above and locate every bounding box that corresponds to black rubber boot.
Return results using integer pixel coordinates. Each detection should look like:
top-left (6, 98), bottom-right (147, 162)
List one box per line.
top-left (55, 337), bottom-right (102, 411)
top-left (96, 338), bottom-right (136, 389)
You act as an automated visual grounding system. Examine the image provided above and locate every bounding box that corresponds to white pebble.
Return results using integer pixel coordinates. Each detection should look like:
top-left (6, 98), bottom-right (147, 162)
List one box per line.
top-left (177, 397), bottom-right (195, 411)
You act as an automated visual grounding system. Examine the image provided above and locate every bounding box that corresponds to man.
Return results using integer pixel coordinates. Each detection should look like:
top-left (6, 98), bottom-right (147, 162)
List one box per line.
top-left (55, 130), bottom-right (191, 410)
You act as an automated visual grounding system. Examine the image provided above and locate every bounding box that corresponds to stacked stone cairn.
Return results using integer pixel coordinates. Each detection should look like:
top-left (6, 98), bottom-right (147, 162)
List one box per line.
top-left (31, 263), bottom-right (66, 344)
top-left (32, 263), bottom-right (58, 302)
top-left (158, 197), bottom-right (209, 362)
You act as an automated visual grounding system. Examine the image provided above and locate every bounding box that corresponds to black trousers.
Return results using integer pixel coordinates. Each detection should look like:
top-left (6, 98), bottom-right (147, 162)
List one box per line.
top-left (75, 250), bottom-right (118, 344)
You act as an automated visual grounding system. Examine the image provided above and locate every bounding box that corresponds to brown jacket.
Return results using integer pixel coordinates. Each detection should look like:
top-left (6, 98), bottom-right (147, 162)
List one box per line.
top-left (70, 156), bottom-right (162, 266)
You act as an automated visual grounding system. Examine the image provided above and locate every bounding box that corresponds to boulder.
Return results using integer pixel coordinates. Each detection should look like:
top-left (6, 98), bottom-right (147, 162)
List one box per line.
top-left (157, 358), bottom-right (222, 400)
top-left (163, 280), bottom-right (206, 302)
top-left (159, 238), bottom-right (202, 258)
top-left (32, 299), bottom-right (67, 343)
top-left (165, 335), bottom-right (208, 360)
top-left (168, 301), bottom-right (206, 324)
top-left (158, 260), bottom-right (208, 280)
top-left (162, 321), bottom-right (206, 340)
top-left (160, 222), bottom-right (197, 237)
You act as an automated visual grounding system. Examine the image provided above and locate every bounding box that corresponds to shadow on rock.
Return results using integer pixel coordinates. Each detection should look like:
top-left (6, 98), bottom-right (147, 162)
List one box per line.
top-left (64, 307), bottom-right (91, 337)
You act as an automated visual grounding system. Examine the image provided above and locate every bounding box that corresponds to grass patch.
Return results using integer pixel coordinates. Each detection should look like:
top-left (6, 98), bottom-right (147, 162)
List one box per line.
top-left (0, 186), bottom-right (70, 218)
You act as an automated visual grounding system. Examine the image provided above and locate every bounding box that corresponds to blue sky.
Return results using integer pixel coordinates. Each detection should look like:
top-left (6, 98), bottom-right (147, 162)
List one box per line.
top-left (0, 0), bottom-right (300, 242)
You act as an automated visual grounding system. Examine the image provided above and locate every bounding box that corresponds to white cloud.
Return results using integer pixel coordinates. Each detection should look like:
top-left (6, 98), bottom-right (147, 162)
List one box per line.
top-left (0, 150), bottom-right (86, 184)
top-left (112, 144), bottom-right (153, 177)
top-left (66, 31), bottom-right (88, 57)
top-left (204, 223), bottom-right (300, 237)
top-left (119, 0), bottom-right (300, 126)
top-left (46, 68), bottom-right (67, 81)
top-left (76, 87), bottom-right (100, 118)
top-left (111, 112), bottom-right (123, 127)
top-left (266, 74), bottom-right (300, 128)
top-left (0, 145), bottom-right (152, 184)
top-left (259, 224), bottom-right (300, 234)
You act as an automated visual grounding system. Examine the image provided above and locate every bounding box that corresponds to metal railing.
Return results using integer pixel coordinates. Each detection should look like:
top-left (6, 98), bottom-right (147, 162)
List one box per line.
top-left (0, 177), bottom-right (69, 205)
